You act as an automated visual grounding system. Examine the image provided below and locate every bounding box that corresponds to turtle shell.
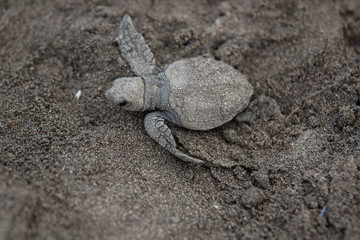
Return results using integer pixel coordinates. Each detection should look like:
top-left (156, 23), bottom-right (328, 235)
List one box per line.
top-left (165, 56), bottom-right (253, 130)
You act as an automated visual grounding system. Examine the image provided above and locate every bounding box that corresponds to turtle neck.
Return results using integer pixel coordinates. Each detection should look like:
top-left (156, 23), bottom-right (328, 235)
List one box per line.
top-left (141, 72), bottom-right (170, 111)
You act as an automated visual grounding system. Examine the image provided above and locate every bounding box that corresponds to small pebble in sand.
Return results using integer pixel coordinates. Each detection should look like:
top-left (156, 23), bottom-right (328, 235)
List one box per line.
top-left (75, 90), bottom-right (82, 100)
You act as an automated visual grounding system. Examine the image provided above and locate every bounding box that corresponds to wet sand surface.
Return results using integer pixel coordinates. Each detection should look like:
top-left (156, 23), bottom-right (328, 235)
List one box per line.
top-left (1, 0), bottom-right (359, 239)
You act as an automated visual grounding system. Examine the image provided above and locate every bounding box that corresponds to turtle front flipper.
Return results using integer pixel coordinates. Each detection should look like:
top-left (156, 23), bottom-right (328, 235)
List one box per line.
top-left (144, 112), bottom-right (205, 164)
top-left (117, 14), bottom-right (157, 76)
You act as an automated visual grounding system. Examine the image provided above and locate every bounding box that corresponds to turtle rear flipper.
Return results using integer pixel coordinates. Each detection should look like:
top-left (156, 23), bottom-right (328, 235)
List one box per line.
top-left (235, 95), bottom-right (283, 122)
top-left (117, 14), bottom-right (157, 76)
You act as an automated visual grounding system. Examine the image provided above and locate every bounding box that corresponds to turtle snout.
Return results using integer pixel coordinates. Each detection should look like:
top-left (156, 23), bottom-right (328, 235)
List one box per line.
top-left (105, 88), bottom-right (113, 100)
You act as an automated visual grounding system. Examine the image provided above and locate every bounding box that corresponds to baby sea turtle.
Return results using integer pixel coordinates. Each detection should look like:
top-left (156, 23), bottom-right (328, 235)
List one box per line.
top-left (106, 15), bottom-right (253, 164)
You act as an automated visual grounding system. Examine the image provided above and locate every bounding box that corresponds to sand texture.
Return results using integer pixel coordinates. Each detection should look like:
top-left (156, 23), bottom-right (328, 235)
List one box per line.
top-left (1, 0), bottom-right (359, 239)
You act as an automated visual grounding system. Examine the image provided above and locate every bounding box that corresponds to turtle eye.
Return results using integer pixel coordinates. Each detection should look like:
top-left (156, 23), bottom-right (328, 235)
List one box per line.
top-left (119, 100), bottom-right (128, 107)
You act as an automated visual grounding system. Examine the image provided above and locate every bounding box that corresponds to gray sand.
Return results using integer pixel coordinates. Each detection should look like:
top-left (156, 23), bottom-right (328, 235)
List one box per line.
top-left (1, 0), bottom-right (359, 239)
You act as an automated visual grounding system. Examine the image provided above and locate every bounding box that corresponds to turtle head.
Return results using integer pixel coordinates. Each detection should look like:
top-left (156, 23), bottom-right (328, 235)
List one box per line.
top-left (105, 77), bottom-right (144, 111)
